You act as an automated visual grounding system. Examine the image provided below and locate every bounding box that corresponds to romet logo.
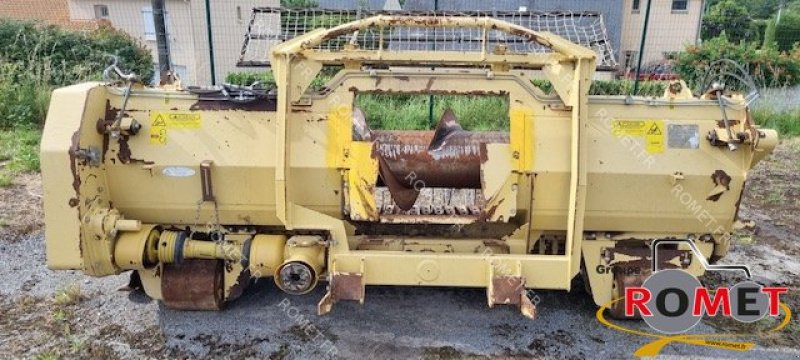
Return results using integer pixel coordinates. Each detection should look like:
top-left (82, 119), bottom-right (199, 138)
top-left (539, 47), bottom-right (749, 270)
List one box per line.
top-left (596, 239), bottom-right (792, 357)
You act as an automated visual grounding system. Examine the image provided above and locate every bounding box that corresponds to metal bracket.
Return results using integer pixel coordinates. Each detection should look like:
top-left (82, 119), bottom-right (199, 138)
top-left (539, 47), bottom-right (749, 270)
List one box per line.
top-left (317, 259), bottom-right (365, 315)
top-left (486, 261), bottom-right (536, 319)
top-left (200, 160), bottom-right (215, 202)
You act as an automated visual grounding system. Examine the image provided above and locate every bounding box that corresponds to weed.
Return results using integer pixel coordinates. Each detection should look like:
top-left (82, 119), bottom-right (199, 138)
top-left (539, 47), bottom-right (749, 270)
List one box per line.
top-left (33, 352), bottom-right (59, 360)
top-left (0, 173), bottom-right (12, 188)
top-left (52, 308), bottom-right (70, 322)
top-left (766, 189), bottom-right (784, 205)
top-left (68, 336), bottom-right (85, 353)
top-left (53, 284), bottom-right (83, 306)
top-left (15, 294), bottom-right (36, 311)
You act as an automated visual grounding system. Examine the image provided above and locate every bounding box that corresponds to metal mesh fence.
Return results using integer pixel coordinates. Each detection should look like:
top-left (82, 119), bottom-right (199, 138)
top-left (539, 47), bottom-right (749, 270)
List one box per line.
top-left (238, 7), bottom-right (618, 68)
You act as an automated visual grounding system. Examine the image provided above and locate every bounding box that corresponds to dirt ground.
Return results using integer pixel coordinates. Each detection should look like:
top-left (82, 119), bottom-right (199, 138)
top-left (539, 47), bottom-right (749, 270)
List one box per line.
top-left (0, 140), bottom-right (799, 359)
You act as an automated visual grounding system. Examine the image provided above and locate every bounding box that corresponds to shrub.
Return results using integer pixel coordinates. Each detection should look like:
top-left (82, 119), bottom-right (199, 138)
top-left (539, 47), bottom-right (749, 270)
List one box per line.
top-left (675, 35), bottom-right (800, 90)
top-left (0, 21), bottom-right (153, 86)
top-left (0, 20), bottom-right (154, 129)
top-left (775, 12), bottom-right (800, 52)
top-left (225, 71), bottom-right (275, 87)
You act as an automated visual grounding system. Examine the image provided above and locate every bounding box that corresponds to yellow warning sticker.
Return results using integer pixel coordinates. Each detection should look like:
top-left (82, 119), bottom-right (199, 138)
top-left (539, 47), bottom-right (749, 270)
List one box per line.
top-left (148, 112), bottom-right (202, 145)
top-left (611, 119), bottom-right (665, 154)
top-left (164, 113), bottom-right (202, 129)
top-left (150, 114), bottom-right (168, 145)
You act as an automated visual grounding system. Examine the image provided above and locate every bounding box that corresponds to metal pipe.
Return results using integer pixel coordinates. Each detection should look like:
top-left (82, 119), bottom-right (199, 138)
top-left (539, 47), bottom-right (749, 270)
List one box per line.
top-left (632, 0), bottom-right (653, 96)
top-left (152, 0), bottom-right (172, 84)
top-left (204, 0), bottom-right (217, 85)
top-left (372, 130), bottom-right (509, 188)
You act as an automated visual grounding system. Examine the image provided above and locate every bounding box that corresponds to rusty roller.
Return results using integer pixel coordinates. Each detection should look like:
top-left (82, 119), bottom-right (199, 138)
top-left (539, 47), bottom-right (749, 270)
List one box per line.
top-left (161, 259), bottom-right (225, 310)
top-left (354, 107), bottom-right (509, 210)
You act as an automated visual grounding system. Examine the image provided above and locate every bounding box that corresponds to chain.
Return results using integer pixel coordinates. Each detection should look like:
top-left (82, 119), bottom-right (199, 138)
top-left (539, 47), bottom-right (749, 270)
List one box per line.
top-left (191, 199), bottom-right (222, 240)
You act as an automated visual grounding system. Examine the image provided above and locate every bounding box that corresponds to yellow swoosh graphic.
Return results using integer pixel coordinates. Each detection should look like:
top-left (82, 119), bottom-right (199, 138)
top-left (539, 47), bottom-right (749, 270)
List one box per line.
top-left (595, 298), bottom-right (792, 357)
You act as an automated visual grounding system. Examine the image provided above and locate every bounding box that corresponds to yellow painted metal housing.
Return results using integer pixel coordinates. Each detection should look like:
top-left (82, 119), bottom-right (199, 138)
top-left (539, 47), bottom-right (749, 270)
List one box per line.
top-left (40, 15), bottom-right (777, 315)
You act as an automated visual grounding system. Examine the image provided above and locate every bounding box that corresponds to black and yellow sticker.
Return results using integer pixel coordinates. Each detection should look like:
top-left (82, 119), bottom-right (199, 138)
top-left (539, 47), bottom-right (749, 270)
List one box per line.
top-left (612, 119), bottom-right (665, 154)
top-left (149, 112), bottom-right (202, 145)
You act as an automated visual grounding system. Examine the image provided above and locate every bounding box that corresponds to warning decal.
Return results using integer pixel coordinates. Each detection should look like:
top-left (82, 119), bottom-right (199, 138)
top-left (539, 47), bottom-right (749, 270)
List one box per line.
top-left (611, 119), bottom-right (665, 154)
top-left (150, 114), bottom-right (167, 145)
top-left (164, 113), bottom-right (202, 129)
top-left (149, 112), bottom-right (202, 145)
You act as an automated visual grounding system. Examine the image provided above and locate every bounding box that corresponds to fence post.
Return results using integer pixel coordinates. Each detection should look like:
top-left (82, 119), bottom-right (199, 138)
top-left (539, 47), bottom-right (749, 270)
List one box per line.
top-left (632, 0), bottom-right (653, 96)
top-left (152, 0), bottom-right (172, 84)
top-left (205, 0), bottom-right (217, 85)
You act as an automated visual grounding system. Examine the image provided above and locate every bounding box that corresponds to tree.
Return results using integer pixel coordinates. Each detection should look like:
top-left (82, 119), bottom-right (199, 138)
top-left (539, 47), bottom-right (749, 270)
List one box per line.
top-left (702, 0), bottom-right (753, 42)
top-left (774, 12), bottom-right (800, 51)
top-left (281, 0), bottom-right (319, 7)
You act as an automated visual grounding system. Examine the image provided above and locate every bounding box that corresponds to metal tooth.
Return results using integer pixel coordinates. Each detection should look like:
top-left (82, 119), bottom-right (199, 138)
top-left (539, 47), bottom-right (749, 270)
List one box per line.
top-left (408, 205), bottom-right (420, 215)
top-left (456, 206), bottom-right (469, 215)
top-left (470, 206), bottom-right (481, 215)
top-left (433, 205), bottom-right (444, 215)
top-left (444, 206), bottom-right (456, 215)
top-left (420, 205), bottom-right (433, 215)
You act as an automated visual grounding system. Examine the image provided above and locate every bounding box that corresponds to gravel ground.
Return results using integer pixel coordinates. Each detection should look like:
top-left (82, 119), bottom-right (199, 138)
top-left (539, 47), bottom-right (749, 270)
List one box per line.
top-left (1, 140), bottom-right (799, 360)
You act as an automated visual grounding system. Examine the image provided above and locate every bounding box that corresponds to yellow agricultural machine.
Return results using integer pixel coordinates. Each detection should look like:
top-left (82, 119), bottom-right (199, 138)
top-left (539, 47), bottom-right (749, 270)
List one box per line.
top-left (41, 16), bottom-right (776, 318)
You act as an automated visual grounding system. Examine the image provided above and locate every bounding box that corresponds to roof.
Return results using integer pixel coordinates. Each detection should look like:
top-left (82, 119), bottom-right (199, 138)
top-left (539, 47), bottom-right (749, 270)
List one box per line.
top-left (0, 0), bottom-right (97, 30)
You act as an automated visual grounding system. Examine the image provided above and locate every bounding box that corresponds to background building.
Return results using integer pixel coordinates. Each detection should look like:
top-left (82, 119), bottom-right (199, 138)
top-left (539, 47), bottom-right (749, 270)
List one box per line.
top-left (67, 0), bottom-right (279, 85)
top-left (1, 0), bottom-right (705, 85)
top-left (620, 0), bottom-right (705, 69)
top-left (0, 0), bottom-right (95, 30)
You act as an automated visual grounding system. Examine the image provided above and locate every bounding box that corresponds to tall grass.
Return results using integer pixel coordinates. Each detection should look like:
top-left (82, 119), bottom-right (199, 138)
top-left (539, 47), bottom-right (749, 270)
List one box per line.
top-left (0, 128), bottom-right (41, 186)
top-left (0, 63), bottom-right (60, 129)
top-left (356, 94), bottom-right (508, 131)
top-left (750, 86), bottom-right (800, 137)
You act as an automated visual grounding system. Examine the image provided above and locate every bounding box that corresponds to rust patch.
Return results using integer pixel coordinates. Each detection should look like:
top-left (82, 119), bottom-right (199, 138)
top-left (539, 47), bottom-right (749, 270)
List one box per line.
top-left (716, 119), bottom-right (740, 128)
top-left (189, 99), bottom-right (277, 112)
top-left (329, 272), bottom-right (364, 301)
top-left (733, 180), bottom-right (747, 221)
top-left (68, 131), bottom-right (82, 195)
top-left (117, 135), bottom-right (154, 165)
top-left (491, 275), bottom-right (525, 305)
top-left (162, 259), bottom-right (225, 310)
top-left (117, 135), bottom-right (132, 164)
top-left (707, 170), bottom-right (732, 202)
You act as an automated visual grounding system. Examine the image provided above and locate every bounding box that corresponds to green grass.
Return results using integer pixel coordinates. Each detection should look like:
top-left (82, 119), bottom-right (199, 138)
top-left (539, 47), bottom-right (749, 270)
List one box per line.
top-left (751, 106), bottom-right (800, 137)
top-left (356, 94), bottom-right (508, 131)
top-left (0, 128), bottom-right (42, 187)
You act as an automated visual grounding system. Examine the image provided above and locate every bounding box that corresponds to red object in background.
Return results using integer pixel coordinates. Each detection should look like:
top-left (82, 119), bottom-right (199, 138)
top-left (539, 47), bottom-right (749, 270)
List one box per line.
top-left (626, 61), bottom-right (680, 81)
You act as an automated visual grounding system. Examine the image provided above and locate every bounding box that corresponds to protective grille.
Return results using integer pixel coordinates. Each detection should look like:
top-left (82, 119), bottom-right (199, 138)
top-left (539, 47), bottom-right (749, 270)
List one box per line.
top-left (238, 8), bottom-right (618, 68)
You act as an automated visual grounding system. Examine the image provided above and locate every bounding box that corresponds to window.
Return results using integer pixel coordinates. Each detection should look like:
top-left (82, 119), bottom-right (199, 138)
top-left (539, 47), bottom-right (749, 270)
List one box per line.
top-left (624, 51), bottom-right (639, 70)
top-left (672, 0), bottom-right (688, 11)
top-left (142, 7), bottom-right (156, 41)
top-left (632, 0), bottom-right (640, 12)
top-left (142, 6), bottom-right (170, 41)
top-left (94, 5), bottom-right (109, 19)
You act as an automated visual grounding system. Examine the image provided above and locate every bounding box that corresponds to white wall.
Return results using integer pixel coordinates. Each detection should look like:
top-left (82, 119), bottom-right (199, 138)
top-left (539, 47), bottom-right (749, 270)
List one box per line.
top-left (621, 0), bottom-right (704, 66)
top-left (69, 0), bottom-right (198, 84)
